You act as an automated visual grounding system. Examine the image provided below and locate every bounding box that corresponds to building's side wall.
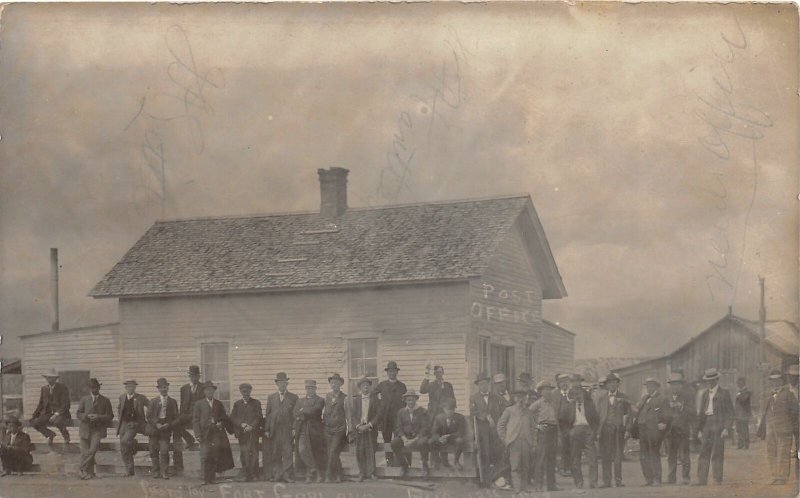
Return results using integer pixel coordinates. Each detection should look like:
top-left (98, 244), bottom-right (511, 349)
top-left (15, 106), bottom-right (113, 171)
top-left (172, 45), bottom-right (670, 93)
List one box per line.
top-left (119, 282), bottom-right (471, 409)
top-left (21, 324), bottom-right (122, 418)
top-left (468, 217), bottom-right (545, 393)
top-left (615, 359), bottom-right (668, 401)
top-left (541, 322), bottom-right (575, 384)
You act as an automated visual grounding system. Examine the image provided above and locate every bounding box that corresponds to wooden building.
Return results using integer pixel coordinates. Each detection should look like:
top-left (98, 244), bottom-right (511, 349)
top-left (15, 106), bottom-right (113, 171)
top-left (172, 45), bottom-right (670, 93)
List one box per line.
top-left (22, 168), bottom-right (571, 415)
top-left (613, 313), bottom-right (798, 406)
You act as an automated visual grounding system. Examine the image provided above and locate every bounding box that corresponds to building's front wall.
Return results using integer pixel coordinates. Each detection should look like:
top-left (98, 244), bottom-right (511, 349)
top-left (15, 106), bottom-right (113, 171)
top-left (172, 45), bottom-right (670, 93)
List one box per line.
top-left (119, 282), bottom-right (472, 409)
top-left (468, 217), bottom-right (546, 393)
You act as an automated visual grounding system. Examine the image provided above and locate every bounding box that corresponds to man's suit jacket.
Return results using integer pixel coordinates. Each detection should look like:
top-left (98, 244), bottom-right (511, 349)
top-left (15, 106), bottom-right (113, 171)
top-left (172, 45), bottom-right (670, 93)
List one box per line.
top-left (635, 391), bottom-right (670, 437)
top-left (32, 383), bottom-right (71, 419)
top-left (394, 406), bottom-right (430, 439)
top-left (735, 387), bottom-right (752, 418)
top-left (2, 430), bottom-right (33, 454)
top-left (469, 391), bottom-right (507, 425)
top-left (596, 389), bottom-right (631, 429)
top-left (264, 391), bottom-right (298, 437)
top-left (76, 393), bottom-right (114, 439)
top-left (230, 398), bottom-right (264, 439)
top-left (116, 393), bottom-right (149, 435)
top-left (551, 389), bottom-right (575, 430)
top-left (757, 385), bottom-right (798, 436)
top-left (698, 386), bottom-right (734, 432)
top-left (431, 412), bottom-right (467, 440)
top-left (193, 398), bottom-right (231, 441)
top-left (347, 392), bottom-right (381, 433)
top-left (323, 391), bottom-right (348, 433)
top-left (376, 380), bottom-right (407, 433)
top-left (554, 389), bottom-right (599, 431)
top-left (146, 395), bottom-right (180, 436)
top-left (665, 392), bottom-right (694, 434)
top-left (419, 378), bottom-right (456, 418)
top-left (497, 404), bottom-right (536, 447)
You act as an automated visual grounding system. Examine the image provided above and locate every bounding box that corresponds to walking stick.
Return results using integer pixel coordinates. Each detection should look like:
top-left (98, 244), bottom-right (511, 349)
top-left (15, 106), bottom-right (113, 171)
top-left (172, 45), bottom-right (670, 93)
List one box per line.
top-left (473, 416), bottom-right (484, 484)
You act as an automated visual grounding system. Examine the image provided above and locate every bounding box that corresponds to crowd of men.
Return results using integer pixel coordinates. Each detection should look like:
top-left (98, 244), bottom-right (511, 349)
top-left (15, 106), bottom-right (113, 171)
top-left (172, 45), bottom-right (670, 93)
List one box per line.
top-left (0, 361), bottom-right (797, 492)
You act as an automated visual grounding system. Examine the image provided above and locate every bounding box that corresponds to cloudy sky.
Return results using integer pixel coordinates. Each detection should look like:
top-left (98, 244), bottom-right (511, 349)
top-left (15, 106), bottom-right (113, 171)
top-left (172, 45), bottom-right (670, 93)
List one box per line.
top-left (0, 3), bottom-right (796, 361)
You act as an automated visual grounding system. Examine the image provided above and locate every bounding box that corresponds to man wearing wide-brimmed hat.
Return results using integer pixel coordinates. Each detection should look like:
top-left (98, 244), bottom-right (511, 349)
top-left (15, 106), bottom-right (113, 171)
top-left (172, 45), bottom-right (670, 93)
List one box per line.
top-left (117, 379), bottom-right (147, 476)
top-left (293, 380), bottom-right (326, 483)
top-left (347, 376), bottom-right (380, 481)
top-left (635, 377), bottom-right (669, 487)
top-left (596, 372), bottom-right (631, 488)
top-left (175, 365), bottom-right (203, 464)
top-left (665, 371), bottom-right (693, 485)
top-left (193, 381), bottom-right (235, 485)
top-left (230, 382), bottom-right (263, 482)
top-left (469, 373), bottom-right (508, 488)
top-left (696, 367), bottom-right (734, 485)
top-left (263, 372), bottom-right (298, 482)
top-left (323, 373), bottom-right (348, 483)
top-left (30, 368), bottom-right (71, 446)
top-left (390, 390), bottom-right (432, 478)
top-left (147, 378), bottom-right (179, 480)
top-left (376, 361), bottom-right (407, 467)
top-left (0, 416), bottom-right (33, 476)
top-left (76, 378), bottom-right (114, 480)
top-left (757, 369), bottom-right (797, 485)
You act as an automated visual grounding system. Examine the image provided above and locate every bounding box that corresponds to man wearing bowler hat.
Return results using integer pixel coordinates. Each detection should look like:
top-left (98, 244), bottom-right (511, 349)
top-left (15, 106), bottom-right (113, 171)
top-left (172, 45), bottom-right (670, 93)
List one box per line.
top-left (117, 379), bottom-right (148, 476)
top-left (390, 390), bottom-right (431, 478)
top-left (347, 376), bottom-right (381, 481)
top-left (757, 369), bottom-right (798, 485)
top-left (231, 383), bottom-right (263, 482)
top-left (665, 371), bottom-right (694, 485)
top-left (30, 368), bottom-right (71, 446)
top-left (193, 381), bottom-right (235, 485)
top-left (147, 378), bottom-right (179, 479)
top-left (175, 365), bottom-right (204, 470)
top-left (323, 373), bottom-right (348, 483)
top-left (376, 361), bottom-right (407, 466)
top-left (76, 378), bottom-right (114, 480)
top-left (294, 379), bottom-right (326, 483)
top-left (263, 372), bottom-right (298, 482)
top-left (695, 367), bottom-right (734, 485)
top-left (596, 372), bottom-right (631, 488)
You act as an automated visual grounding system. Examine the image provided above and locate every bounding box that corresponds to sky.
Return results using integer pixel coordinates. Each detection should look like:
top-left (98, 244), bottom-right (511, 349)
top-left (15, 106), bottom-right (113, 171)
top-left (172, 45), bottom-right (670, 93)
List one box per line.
top-left (0, 2), bottom-right (797, 361)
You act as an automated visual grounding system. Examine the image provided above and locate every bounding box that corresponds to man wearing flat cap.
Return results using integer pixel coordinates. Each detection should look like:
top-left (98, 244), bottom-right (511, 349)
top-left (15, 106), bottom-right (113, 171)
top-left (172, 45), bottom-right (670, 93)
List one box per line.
top-left (634, 377), bottom-right (669, 487)
top-left (696, 367), bottom-right (734, 485)
top-left (293, 380), bottom-right (326, 483)
top-left (323, 373), bottom-right (348, 483)
top-left (175, 365), bottom-right (204, 469)
top-left (420, 364), bottom-right (455, 468)
top-left (0, 417), bottom-right (33, 476)
top-left (30, 368), bottom-right (71, 446)
top-left (263, 372), bottom-right (298, 482)
top-left (76, 378), bottom-right (114, 480)
top-left (118, 379), bottom-right (148, 476)
top-left (193, 381), bottom-right (235, 485)
top-left (147, 378), bottom-right (179, 480)
top-left (376, 361), bottom-right (407, 467)
top-left (347, 376), bottom-right (381, 481)
top-left (757, 369), bottom-right (798, 485)
top-left (596, 372), bottom-right (631, 488)
top-left (390, 390), bottom-right (432, 478)
top-left (665, 371), bottom-right (694, 485)
top-left (231, 383), bottom-right (263, 482)
top-left (470, 373), bottom-right (508, 488)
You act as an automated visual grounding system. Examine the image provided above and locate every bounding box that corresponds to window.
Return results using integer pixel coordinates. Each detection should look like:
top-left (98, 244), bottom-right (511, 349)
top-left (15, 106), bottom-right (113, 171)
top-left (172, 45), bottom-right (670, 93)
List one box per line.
top-left (479, 337), bottom-right (490, 375)
top-left (58, 370), bottom-right (90, 403)
top-left (526, 342), bottom-right (536, 379)
top-left (348, 338), bottom-right (378, 395)
top-left (201, 343), bottom-right (230, 410)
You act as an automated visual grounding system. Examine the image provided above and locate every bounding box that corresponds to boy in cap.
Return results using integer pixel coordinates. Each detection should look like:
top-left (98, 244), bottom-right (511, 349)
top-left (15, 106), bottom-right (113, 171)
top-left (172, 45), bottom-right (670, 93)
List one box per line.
top-left (76, 378), bottom-right (113, 480)
top-left (293, 380), bottom-right (326, 483)
top-left (390, 390), bottom-right (431, 478)
top-left (0, 417), bottom-right (33, 476)
top-left (420, 364), bottom-right (455, 468)
top-left (175, 365), bottom-right (203, 468)
top-left (347, 376), bottom-right (381, 481)
top-left (695, 368), bottom-right (734, 485)
top-left (497, 389), bottom-right (537, 493)
top-left (635, 378), bottom-right (669, 487)
top-left (665, 371), bottom-right (693, 485)
top-left (263, 372), bottom-right (298, 482)
top-left (323, 373), bottom-right (348, 483)
top-left (117, 380), bottom-right (148, 476)
top-left (147, 378), bottom-right (179, 479)
top-left (757, 369), bottom-right (798, 485)
top-left (430, 398), bottom-right (467, 470)
top-left (530, 380), bottom-right (559, 492)
top-left (231, 383), bottom-right (263, 482)
top-left (193, 381), bottom-right (235, 485)
top-left (30, 369), bottom-right (71, 446)
top-left (376, 361), bottom-right (406, 467)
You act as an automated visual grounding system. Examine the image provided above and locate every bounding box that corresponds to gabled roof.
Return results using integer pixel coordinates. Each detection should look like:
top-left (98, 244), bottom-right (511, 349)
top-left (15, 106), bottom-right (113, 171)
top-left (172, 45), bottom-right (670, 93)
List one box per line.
top-left (90, 195), bottom-right (566, 299)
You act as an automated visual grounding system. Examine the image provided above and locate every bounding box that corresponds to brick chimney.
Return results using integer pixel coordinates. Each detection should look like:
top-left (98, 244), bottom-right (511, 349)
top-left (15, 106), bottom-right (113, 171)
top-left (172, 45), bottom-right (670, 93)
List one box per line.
top-left (317, 167), bottom-right (349, 218)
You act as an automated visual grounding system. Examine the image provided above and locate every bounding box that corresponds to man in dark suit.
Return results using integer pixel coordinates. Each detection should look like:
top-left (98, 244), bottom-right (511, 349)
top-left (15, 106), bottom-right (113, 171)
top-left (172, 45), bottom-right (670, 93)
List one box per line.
top-left (376, 361), bottom-right (407, 467)
top-left (293, 380), bottom-right (326, 483)
top-left (469, 373), bottom-right (509, 489)
top-left (323, 373), bottom-right (348, 483)
top-left (263, 372), bottom-right (298, 482)
top-left (757, 369), bottom-right (798, 485)
top-left (553, 373), bottom-right (573, 477)
top-left (530, 380), bottom-right (560, 492)
top-left (230, 383), bottom-right (263, 482)
top-left (665, 371), bottom-right (694, 485)
top-left (390, 390), bottom-right (431, 478)
top-left (0, 417), bottom-right (33, 476)
top-left (117, 379), bottom-right (148, 477)
top-left (695, 368), bottom-right (734, 485)
top-left (734, 377), bottom-right (752, 450)
top-left (146, 378), bottom-right (180, 480)
top-left (596, 372), bottom-right (631, 488)
top-left (635, 378), bottom-right (669, 487)
top-left (193, 381), bottom-right (235, 485)
top-left (430, 398), bottom-right (467, 470)
top-left (562, 380), bottom-right (599, 489)
top-left (30, 368), bottom-right (71, 445)
top-left (175, 365), bottom-right (203, 469)
top-left (348, 377), bottom-right (381, 481)
top-left (420, 365), bottom-right (456, 468)
top-left (76, 378), bottom-right (114, 480)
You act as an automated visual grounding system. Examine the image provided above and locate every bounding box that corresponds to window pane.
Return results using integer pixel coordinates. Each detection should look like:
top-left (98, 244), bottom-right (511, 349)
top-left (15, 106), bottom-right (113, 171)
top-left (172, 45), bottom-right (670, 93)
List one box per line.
top-left (203, 346), bottom-right (215, 363)
top-left (364, 359), bottom-right (378, 377)
top-left (350, 340), bottom-right (365, 360)
top-left (365, 339), bottom-right (377, 358)
top-left (350, 359), bottom-right (362, 378)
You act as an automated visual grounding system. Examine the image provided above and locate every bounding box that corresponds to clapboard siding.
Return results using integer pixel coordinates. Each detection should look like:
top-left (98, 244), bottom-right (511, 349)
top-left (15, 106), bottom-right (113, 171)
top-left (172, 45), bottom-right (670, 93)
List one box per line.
top-left (541, 321), bottom-right (575, 383)
top-left (21, 323), bottom-right (122, 418)
top-left (468, 217), bottom-right (547, 392)
top-left (119, 282), bottom-right (470, 406)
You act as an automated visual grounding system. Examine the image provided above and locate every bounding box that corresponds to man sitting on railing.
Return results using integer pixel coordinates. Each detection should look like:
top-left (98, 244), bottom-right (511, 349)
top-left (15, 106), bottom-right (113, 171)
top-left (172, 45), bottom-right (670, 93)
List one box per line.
top-left (430, 398), bottom-right (466, 470)
top-left (30, 369), bottom-right (71, 446)
top-left (0, 417), bottom-right (33, 476)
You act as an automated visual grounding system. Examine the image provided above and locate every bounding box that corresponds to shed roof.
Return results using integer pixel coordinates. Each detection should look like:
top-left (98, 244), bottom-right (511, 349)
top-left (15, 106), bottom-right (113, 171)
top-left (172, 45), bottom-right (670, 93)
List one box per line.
top-left (90, 195), bottom-right (566, 299)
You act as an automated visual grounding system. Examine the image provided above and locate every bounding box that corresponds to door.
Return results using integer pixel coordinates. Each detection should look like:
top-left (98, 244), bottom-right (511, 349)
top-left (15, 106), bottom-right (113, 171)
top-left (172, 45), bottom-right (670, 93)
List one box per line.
top-left (490, 344), bottom-right (515, 388)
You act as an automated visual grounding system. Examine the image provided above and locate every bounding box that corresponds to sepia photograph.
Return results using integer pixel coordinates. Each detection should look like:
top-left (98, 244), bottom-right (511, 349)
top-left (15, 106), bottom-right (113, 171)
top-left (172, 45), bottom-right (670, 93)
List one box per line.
top-left (0, 2), bottom-right (797, 497)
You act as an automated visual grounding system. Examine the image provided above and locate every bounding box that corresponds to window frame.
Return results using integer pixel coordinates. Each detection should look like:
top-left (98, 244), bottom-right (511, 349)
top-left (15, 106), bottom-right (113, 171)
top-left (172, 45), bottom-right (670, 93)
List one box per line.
top-left (347, 337), bottom-right (379, 395)
top-left (200, 342), bottom-right (232, 411)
